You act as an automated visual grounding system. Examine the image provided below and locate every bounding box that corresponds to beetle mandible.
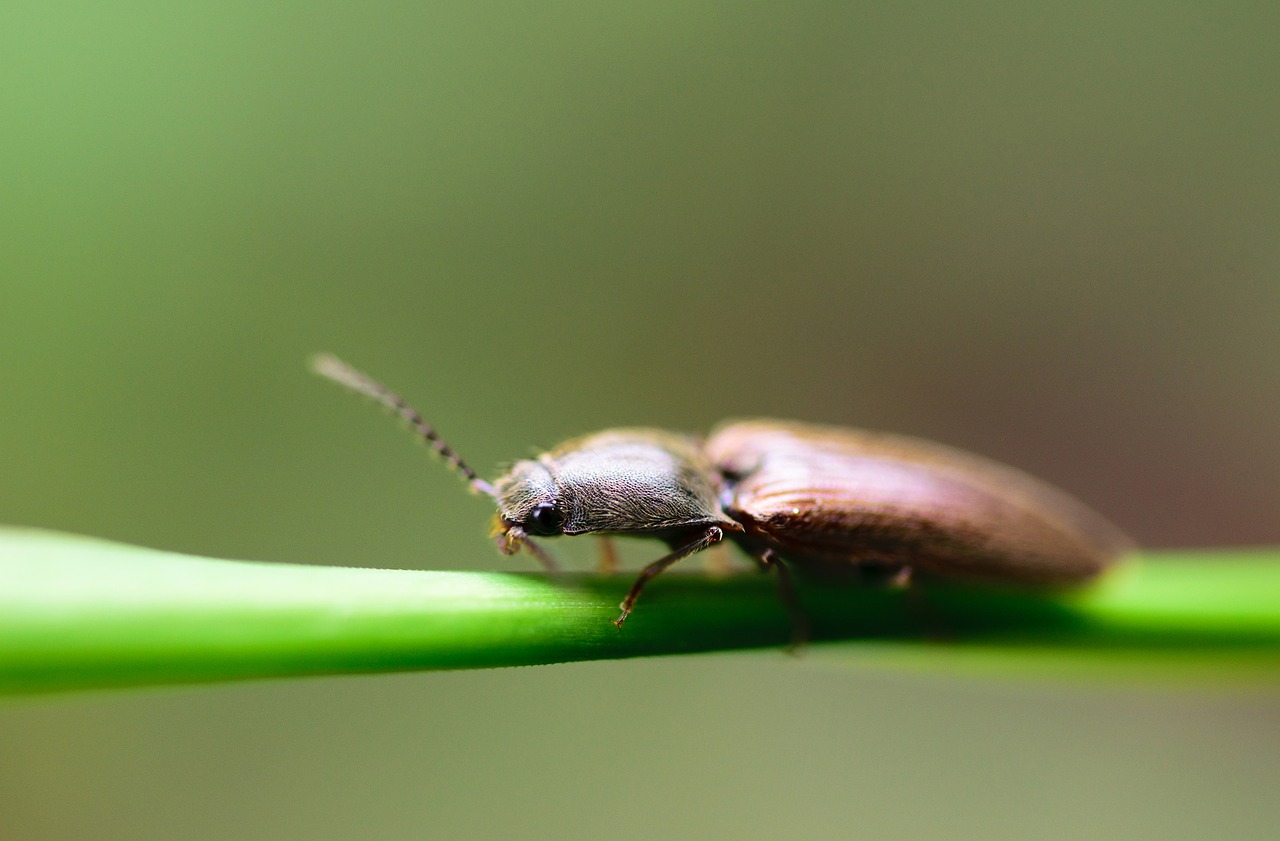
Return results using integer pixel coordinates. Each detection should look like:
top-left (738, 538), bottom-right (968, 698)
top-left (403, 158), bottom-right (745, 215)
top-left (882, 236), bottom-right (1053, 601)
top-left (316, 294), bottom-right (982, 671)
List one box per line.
top-left (312, 354), bottom-right (1132, 627)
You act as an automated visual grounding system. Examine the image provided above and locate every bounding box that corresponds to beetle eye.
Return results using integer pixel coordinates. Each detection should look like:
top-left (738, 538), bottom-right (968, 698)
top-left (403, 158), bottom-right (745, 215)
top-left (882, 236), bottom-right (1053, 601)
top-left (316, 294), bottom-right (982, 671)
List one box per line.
top-left (525, 503), bottom-right (564, 537)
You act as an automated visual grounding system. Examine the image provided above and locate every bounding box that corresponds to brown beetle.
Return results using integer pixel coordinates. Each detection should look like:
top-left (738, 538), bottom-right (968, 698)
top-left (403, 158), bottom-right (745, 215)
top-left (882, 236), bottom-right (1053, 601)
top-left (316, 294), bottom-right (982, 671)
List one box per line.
top-left (313, 354), bottom-right (1132, 628)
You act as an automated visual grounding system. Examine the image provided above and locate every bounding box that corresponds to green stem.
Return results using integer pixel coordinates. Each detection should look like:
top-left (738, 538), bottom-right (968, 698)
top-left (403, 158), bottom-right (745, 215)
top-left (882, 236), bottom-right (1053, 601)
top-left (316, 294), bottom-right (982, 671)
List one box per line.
top-left (2, 527), bottom-right (1278, 695)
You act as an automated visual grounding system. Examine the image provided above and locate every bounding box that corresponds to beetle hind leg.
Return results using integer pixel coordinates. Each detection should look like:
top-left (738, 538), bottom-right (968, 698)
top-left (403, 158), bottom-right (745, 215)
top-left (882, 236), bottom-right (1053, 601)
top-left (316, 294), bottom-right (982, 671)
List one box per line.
top-left (613, 526), bottom-right (724, 628)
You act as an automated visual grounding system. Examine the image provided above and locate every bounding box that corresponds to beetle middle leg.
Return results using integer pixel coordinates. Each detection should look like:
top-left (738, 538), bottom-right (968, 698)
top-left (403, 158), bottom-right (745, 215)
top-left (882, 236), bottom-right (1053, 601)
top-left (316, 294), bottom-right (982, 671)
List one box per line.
top-left (754, 549), bottom-right (810, 648)
top-left (596, 536), bottom-right (620, 576)
top-left (858, 558), bottom-right (911, 587)
top-left (613, 526), bottom-right (724, 627)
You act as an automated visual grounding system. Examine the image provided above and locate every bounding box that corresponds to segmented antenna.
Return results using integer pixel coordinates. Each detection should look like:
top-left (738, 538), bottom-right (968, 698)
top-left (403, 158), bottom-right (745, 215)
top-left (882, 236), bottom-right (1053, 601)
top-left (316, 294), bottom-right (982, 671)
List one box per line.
top-left (311, 353), bottom-right (496, 498)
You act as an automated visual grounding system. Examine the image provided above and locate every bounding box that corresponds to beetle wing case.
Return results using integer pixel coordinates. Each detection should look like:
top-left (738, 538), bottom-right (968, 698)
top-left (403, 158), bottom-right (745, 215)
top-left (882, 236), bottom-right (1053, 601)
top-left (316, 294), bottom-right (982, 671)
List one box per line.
top-left (706, 420), bottom-right (1133, 586)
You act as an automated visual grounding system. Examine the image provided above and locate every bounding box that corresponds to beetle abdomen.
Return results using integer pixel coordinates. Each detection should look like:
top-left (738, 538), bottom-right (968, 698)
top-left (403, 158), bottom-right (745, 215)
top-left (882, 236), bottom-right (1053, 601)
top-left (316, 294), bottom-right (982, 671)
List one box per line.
top-left (707, 420), bottom-right (1132, 586)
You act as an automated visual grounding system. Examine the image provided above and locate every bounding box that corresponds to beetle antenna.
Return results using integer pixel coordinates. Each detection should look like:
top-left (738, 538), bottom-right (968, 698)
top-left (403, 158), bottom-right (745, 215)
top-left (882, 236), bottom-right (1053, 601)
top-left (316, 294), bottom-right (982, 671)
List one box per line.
top-left (311, 353), bottom-right (496, 498)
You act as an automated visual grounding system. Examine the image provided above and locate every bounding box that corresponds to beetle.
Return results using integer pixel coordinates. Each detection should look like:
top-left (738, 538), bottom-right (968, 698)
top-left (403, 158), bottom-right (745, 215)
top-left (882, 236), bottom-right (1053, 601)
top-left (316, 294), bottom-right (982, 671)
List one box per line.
top-left (312, 353), bottom-right (1133, 629)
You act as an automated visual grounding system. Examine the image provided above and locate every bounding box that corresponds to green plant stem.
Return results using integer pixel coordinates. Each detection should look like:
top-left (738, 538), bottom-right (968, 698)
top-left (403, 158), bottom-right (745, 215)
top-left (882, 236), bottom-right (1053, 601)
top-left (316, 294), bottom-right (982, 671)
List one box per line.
top-left (2, 527), bottom-right (1279, 695)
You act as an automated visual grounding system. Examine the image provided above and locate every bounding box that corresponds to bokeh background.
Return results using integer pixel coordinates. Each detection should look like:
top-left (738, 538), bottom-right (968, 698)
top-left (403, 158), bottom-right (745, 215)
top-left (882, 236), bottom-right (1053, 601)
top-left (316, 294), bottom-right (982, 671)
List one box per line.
top-left (3, 3), bottom-right (1279, 839)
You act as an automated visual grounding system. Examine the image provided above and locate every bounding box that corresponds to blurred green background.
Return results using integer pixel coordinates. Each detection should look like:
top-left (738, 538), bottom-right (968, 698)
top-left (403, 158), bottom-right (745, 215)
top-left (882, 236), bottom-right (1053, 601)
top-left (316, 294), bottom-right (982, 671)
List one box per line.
top-left (3, 2), bottom-right (1278, 839)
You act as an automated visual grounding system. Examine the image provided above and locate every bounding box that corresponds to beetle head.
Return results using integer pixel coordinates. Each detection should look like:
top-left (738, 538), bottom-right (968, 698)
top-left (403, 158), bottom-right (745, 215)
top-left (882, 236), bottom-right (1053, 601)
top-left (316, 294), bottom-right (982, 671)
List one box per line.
top-left (488, 458), bottom-right (577, 575)
top-left (492, 458), bottom-right (565, 548)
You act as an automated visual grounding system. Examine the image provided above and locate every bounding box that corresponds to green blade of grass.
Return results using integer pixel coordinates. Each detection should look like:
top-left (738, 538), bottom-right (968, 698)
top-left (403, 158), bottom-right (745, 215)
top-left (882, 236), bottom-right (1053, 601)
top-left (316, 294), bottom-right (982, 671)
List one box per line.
top-left (1, 526), bottom-right (1279, 695)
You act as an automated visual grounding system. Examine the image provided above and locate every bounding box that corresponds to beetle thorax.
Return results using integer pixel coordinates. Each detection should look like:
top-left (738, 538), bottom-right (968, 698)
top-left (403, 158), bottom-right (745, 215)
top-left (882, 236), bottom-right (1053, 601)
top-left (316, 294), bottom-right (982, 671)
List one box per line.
top-left (494, 430), bottom-right (737, 540)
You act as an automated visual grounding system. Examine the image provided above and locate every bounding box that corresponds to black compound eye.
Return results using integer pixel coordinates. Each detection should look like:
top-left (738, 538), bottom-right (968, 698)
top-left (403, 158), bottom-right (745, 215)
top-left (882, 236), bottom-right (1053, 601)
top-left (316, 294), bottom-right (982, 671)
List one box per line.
top-left (526, 503), bottom-right (564, 537)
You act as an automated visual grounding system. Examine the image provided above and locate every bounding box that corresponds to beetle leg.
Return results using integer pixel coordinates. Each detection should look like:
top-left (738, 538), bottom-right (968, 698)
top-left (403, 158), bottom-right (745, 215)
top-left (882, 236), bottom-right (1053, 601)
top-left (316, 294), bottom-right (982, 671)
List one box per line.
top-left (496, 521), bottom-right (561, 574)
top-left (613, 526), bottom-right (724, 627)
top-left (858, 559), bottom-right (910, 586)
top-left (754, 549), bottom-right (810, 649)
top-left (596, 536), bottom-right (620, 576)
top-left (521, 538), bottom-right (561, 574)
top-left (703, 542), bottom-right (734, 578)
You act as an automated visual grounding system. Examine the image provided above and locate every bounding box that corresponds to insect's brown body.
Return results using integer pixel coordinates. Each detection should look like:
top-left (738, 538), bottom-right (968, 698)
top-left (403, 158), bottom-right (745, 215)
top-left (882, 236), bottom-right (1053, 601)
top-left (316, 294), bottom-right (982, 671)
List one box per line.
top-left (313, 354), bottom-right (1133, 630)
top-left (708, 421), bottom-right (1132, 587)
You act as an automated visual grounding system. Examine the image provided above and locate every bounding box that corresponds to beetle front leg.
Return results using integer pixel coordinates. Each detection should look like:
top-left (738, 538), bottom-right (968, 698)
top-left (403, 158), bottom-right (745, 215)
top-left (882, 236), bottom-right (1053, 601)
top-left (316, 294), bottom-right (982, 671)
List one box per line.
top-left (521, 537), bottom-right (561, 574)
top-left (613, 526), bottom-right (724, 627)
top-left (495, 522), bottom-right (561, 573)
